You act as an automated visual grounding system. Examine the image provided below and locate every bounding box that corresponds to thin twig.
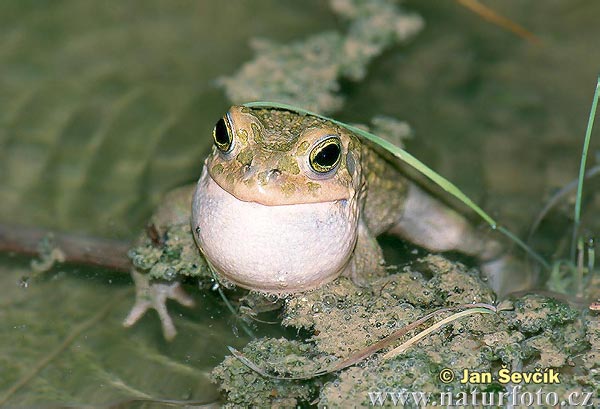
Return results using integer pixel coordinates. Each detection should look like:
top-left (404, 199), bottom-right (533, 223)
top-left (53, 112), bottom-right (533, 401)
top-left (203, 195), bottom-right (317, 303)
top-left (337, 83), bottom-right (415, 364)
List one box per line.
top-left (0, 224), bottom-right (131, 272)
top-left (456, 0), bottom-right (541, 45)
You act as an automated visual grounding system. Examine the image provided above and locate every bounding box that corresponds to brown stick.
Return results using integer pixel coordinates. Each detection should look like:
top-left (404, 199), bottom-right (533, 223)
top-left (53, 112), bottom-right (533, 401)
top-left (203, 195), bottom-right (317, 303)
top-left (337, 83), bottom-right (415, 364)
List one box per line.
top-left (456, 0), bottom-right (541, 45)
top-left (0, 224), bottom-right (132, 272)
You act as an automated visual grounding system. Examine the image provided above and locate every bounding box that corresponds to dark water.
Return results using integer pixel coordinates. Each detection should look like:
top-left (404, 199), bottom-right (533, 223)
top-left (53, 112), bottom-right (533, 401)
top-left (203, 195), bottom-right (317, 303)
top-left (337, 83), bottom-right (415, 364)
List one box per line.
top-left (1, 1), bottom-right (599, 405)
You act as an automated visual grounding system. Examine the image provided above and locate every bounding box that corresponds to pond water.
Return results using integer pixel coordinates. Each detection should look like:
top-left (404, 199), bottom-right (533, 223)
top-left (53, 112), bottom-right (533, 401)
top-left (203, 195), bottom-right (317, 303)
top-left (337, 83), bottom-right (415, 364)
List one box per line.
top-left (1, 1), bottom-right (599, 406)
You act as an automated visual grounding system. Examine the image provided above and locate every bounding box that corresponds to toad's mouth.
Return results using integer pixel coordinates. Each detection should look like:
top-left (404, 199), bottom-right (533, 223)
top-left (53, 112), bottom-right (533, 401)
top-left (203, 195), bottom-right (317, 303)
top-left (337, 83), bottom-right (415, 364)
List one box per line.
top-left (211, 173), bottom-right (349, 207)
top-left (207, 165), bottom-right (352, 207)
top-left (191, 168), bottom-right (359, 293)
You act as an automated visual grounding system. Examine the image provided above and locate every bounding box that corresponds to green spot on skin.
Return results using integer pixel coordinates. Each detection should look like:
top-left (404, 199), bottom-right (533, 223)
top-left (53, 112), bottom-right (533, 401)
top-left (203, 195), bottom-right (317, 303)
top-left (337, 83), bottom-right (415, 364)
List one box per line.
top-left (281, 182), bottom-right (297, 196)
top-left (238, 128), bottom-right (249, 144)
top-left (278, 155), bottom-right (300, 175)
top-left (251, 123), bottom-right (262, 144)
top-left (236, 148), bottom-right (254, 166)
top-left (257, 171), bottom-right (268, 186)
top-left (296, 140), bottom-right (310, 155)
top-left (212, 163), bottom-right (224, 175)
top-left (307, 182), bottom-right (321, 193)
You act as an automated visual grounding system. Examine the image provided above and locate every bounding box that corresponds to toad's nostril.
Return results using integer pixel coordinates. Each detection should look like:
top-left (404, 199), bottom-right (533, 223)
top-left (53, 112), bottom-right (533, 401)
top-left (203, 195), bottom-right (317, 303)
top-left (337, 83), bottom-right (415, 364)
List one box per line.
top-left (242, 164), bottom-right (256, 180)
top-left (267, 168), bottom-right (282, 181)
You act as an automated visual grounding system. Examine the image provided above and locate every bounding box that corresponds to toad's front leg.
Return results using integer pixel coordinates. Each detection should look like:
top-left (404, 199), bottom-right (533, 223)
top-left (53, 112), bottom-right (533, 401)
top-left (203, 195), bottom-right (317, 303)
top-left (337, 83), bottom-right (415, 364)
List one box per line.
top-left (123, 269), bottom-right (195, 340)
top-left (122, 185), bottom-right (206, 340)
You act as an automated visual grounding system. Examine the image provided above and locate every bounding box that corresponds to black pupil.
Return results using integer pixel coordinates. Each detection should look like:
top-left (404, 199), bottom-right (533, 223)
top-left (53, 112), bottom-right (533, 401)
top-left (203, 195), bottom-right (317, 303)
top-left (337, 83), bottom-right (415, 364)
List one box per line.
top-left (315, 142), bottom-right (340, 167)
top-left (214, 118), bottom-right (230, 148)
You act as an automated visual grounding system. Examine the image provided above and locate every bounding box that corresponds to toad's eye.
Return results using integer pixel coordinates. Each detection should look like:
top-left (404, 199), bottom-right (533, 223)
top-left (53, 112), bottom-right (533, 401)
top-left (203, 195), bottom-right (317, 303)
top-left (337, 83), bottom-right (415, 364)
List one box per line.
top-left (309, 137), bottom-right (342, 173)
top-left (213, 116), bottom-right (233, 153)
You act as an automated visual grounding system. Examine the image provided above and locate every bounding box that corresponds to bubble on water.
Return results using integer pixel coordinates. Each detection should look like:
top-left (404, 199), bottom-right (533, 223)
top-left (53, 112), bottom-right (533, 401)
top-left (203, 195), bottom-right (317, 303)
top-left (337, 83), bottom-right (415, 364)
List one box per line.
top-left (162, 267), bottom-right (176, 280)
top-left (322, 294), bottom-right (336, 308)
top-left (18, 276), bottom-right (30, 288)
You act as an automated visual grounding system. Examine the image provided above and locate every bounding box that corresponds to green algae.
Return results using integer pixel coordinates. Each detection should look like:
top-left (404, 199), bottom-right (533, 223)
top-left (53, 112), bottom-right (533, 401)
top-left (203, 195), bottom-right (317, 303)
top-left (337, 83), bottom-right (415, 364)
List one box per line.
top-left (212, 255), bottom-right (598, 406)
top-left (219, 0), bottom-right (423, 115)
top-left (128, 223), bottom-right (211, 282)
top-left (211, 338), bottom-right (328, 408)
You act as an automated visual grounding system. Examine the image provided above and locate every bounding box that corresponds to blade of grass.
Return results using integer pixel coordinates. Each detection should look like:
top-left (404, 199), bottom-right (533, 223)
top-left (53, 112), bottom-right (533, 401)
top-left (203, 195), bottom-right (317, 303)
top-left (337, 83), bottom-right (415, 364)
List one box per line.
top-left (577, 237), bottom-right (584, 298)
top-left (382, 306), bottom-right (494, 360)
top-left (323, 303), bottom-right (497, 374)
top-left (244, 101), bottom-right (549, 269)
top-left (571, 76), bottom-right (600, 260)
top-left (498, 226), bottom-right (549, 269)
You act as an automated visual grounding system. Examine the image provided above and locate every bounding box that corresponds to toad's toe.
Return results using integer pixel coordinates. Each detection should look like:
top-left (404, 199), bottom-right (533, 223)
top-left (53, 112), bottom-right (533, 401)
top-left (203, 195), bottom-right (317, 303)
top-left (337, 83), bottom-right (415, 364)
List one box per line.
top-left (123, 269), bottom-right (195, 340)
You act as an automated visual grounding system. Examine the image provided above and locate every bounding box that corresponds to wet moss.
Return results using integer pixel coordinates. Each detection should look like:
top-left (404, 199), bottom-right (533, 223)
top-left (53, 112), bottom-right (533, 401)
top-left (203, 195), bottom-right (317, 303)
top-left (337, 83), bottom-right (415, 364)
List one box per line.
top-left (211, 338), bottom-right (328, 408)
top-left (219, 0), bottom-right (423, 114)
top-left (319, 353), bottom-right (441, 407)
top-left (503, 294), bottom-right (580, 334)
top-left (580, 314), bottom-right (600, 392)
top-left (212, 255), bottom-right (598, 406)
top-left (128, 223), bottom-right (211, 283)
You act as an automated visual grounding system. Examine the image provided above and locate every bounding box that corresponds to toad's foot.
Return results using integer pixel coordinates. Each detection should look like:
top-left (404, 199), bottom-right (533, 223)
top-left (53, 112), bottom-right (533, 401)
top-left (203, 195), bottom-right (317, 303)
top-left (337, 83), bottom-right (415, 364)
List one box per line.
top-left (123, 269), bottom-right (195, 340)
top-left (480, 253), bottom-right (536, 296)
